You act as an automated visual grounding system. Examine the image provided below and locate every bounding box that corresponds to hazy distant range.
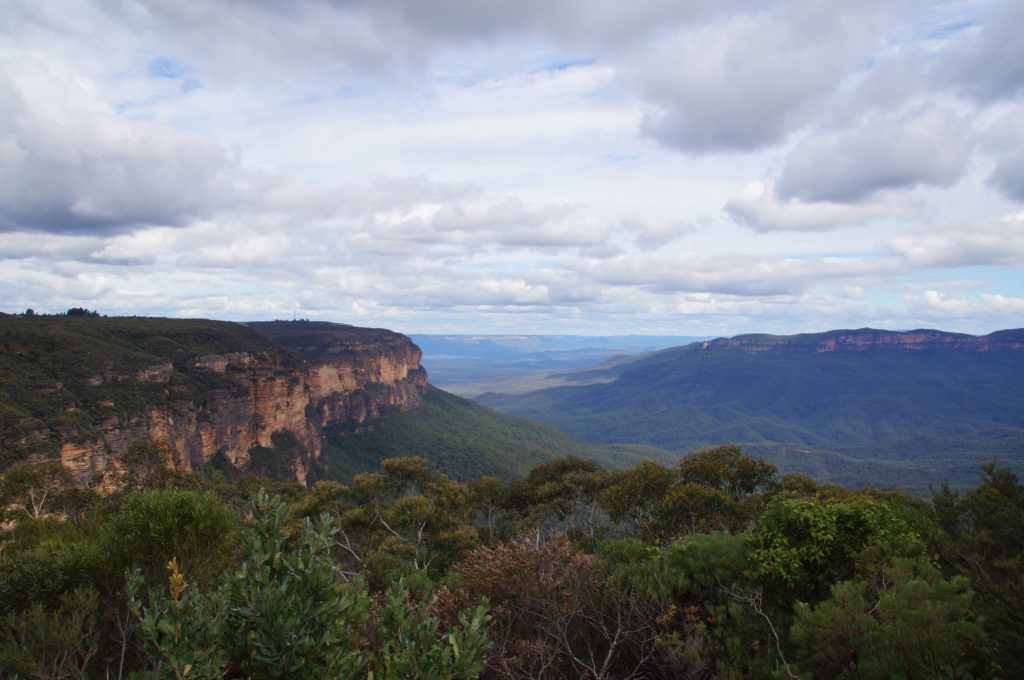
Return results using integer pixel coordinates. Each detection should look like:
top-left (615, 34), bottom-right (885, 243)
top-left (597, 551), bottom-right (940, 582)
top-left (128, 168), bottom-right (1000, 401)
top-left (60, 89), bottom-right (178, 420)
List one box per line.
top-left (411, 335), bottom-right (707, 397)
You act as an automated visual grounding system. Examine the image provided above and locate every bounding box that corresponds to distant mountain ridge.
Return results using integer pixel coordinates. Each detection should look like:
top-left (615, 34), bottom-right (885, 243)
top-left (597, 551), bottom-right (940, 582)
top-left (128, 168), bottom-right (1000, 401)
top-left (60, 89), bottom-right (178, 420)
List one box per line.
top-left (692, 328), bottom-right (1024, 354)
top-left (477, 327), bottom-right (1024, 489)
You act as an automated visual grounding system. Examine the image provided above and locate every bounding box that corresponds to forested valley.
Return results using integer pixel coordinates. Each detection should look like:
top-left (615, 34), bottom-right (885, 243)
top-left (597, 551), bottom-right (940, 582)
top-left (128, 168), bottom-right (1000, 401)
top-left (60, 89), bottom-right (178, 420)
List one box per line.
top-left (2, 443), bottom-right (1021, 679)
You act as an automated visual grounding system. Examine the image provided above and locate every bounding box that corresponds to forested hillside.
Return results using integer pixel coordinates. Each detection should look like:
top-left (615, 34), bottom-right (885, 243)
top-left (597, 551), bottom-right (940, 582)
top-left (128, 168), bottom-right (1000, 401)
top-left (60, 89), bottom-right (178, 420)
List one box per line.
top-left (479, 328), bottom-right (1024, 489)
top-left (319, 386), bottom-right (667, 481)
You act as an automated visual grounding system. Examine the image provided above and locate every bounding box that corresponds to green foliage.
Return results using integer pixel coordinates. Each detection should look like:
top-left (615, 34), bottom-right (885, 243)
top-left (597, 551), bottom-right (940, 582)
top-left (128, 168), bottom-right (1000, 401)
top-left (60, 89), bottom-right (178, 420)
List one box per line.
top-left (247, 430), bottom-right (302, 482)
top-left (130, 489), bottom-right (491, 679)
top-left (600, 460), bottom-right (675, 539)
top-left (0, 586), bottom-right (100, 680)
top-left (343, 457), bottom-right (481, 582)
top-left (597, 447), bottom-right (777, 541)
top-left (677, 444), bottom-right (778, 500)
top-left (367, 583), bottom-right (491, 680)
top-left (130, 491), bottom-right (369, 678)
top-left (0, 442), bottom-right (1018, 679)
top-left (504, 456), bottom-right (609, 537)
top-left (792, 559), bottom-right (987, 679)
top-left (937, 462), bottom-right (1024, 673)
top-left (0, 459), bottom-right (74, 519)
top-left (0, 527), bottom-right (101, 616)
top-left (100, 487), bottom-right (239, 590)
top-left (751, 495), bottom-right (926, 602)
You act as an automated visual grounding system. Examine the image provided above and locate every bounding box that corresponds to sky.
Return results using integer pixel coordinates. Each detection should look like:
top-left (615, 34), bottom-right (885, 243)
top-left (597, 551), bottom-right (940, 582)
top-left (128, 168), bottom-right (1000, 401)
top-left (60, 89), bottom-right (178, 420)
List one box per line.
top-left (1, 0), bottom-right (1022, 336)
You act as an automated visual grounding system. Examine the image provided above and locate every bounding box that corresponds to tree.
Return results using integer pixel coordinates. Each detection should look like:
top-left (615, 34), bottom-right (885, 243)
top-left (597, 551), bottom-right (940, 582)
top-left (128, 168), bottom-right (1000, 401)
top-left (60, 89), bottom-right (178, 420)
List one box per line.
top-left (346, 457), bottom-right (479, 580)
top-left (792, 559), bottom-right (987, 679)
top-left (111, 440), bottom-right (174, 493)
top-left (504, 457), bottom-right (609, 539)
top-left (751, 496), bottom-right (926, 603)
top-left (677, 445), bottom-right (778, 500)
top-left (1, 460), bottom-right (74, 520)
top-left (437, 531), bottom-right (669, 680)
top-left (599, 460), bottom-right (675, 539)
top-left (938, 462), bottom-right (1024, 673)
top-left (130, 490), bottom-right (490, 679)
top-left (0, 587), bottom-right (100, 680)
top-left (100, 487), bottom-right (239, 591)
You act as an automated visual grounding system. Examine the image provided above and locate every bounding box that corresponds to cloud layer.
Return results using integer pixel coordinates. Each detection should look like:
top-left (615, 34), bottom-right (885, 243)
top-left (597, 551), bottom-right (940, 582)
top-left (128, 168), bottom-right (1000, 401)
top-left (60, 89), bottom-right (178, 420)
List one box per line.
top-left (0, 0), bottom-right (1021, 335)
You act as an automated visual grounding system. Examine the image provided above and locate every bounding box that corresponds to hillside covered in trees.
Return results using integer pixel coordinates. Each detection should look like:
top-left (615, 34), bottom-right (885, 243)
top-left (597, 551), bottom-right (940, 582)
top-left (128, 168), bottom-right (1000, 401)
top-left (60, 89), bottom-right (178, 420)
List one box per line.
top-left (2, 446), bottom-right (1022, 678)
top-left (479, 328), bottom-right (1024, 490)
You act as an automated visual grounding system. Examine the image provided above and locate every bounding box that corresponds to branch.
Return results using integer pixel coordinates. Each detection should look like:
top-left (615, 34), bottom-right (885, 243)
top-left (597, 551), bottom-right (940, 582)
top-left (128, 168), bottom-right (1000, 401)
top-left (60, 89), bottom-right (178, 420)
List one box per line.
top-left (716, 576), bottom-right (798, 680)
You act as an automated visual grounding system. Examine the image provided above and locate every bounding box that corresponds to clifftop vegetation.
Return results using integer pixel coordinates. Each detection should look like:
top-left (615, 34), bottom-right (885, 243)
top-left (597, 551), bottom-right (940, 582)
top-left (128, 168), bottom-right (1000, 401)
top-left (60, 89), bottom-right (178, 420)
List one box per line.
top-left (0, 315), bottom-right (298, 466)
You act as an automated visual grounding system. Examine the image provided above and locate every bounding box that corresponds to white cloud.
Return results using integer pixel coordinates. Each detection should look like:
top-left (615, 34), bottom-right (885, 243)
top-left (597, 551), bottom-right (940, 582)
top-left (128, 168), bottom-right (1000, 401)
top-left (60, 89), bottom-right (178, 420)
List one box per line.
top-left (587, 249), bottom-right (891, 297)
top-left (881, 213), bottom-right (1024, 268)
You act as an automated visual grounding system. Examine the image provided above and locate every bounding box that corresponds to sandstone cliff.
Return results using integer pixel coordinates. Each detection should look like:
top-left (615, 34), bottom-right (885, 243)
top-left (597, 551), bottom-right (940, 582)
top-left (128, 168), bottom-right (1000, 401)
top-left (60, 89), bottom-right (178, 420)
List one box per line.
top-left (0, 316), bottom-right (427, 486)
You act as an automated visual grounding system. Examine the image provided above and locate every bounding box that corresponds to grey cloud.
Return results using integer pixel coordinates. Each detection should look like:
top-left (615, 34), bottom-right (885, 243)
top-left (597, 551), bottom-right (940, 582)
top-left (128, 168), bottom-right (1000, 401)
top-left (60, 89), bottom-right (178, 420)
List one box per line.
top-left (776, 108), bottom-right (972, 202)
top-left (630, 2), bottom-right (900, 152)
top-left (620, 216), bottom-right (695, 249)
top-left (936, 0), bottom-right (1024, 103)
top-left (983, 108), bottom-right (1024, 203)
top-left (23, 0), bottom-right (916, 158)
top-left (989, 152), bottom-right (1024, 202)
top-left (724, 183), bottom-right (907, 233)
top-left (0, 56), bottom-right (242, 234)
top-left (96, 0), bottom-right (733, 72)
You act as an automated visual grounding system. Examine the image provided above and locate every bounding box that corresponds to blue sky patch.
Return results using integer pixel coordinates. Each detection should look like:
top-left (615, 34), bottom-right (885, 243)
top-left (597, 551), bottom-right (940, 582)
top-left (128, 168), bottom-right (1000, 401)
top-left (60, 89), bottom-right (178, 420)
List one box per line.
top-left (148, 57), bottom-right (186, 79)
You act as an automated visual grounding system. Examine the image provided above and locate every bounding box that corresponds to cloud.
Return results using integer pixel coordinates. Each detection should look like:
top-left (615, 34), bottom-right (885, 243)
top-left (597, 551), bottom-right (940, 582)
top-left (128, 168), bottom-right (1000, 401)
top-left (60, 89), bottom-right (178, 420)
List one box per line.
top-left (908, 290), bottom-right (1024, 319)
top-left (881, 213), bottom-right (1024, 268)
top-left (776, 107), bottom-right (973, 202)
top-left (989, 152), bottom-right (1024, 203)
top-left (983, 107), bottom-right (1024, 203)
top-left (935, 0), bottom-right (1024, 103)
top-left (0, 55), bottom-right (242, 234)
top-left (724, 182), bottom-right (907, 233)
top-left (629, 2), bottom-right (898, 152)
top-left (587, 250), bottom-right (889, 297)
top-left (375, 197), bottom-right (614, 250)
top-left (620, 216), bottom-right (695, 249)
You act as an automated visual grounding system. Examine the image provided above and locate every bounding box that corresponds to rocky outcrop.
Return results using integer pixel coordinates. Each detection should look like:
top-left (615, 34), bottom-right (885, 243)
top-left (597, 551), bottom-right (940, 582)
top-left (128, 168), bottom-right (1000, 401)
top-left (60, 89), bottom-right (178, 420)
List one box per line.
top-left (699, 328), bottom-right (1024, 355)
top-left (55, 329), bottom-right (428, 487)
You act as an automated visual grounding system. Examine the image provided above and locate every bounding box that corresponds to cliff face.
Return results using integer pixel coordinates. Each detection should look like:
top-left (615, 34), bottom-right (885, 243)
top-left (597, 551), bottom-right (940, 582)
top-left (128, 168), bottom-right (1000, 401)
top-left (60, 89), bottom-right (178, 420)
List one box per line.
top-left (0, 318), bottom-right (429, 486)
top-left (306, 337), bottom-right (429, 426)
top-left (60, 352), bottom-right (319, 484)
top-left (699, 328), bottom-right (1024, 354)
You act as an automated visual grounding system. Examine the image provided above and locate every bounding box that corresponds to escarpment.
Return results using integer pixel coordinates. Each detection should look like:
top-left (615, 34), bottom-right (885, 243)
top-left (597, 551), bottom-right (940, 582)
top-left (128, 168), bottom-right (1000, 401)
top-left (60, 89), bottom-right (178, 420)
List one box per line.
top-left (697, 328), bottom-right (1024, 354)
top-left (0, 316), bottom-right (428, 486)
